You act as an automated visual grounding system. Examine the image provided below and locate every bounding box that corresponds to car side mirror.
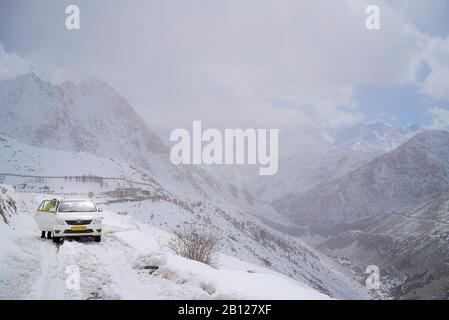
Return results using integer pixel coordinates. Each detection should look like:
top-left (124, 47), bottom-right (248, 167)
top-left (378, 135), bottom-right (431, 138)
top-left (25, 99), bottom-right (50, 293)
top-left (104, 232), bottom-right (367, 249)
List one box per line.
top-left (98, 208), bottom-right (103, 213)
top-left (49, 208), bottom-right (56, 213)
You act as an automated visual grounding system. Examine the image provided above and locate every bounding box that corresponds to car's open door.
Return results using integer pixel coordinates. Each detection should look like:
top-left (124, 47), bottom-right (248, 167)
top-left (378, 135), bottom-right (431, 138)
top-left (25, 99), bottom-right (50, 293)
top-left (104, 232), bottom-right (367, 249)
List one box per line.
top-left (34, 199), bottom-right (58, 231)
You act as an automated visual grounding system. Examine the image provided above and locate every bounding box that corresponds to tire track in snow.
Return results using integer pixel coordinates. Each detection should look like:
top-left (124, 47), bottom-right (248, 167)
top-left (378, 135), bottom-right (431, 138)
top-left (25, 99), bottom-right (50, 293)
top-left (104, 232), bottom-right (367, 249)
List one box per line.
top-left (54, 234), bottom-right (168, 299)
top-left (27, 239), bottom-right (69, 299)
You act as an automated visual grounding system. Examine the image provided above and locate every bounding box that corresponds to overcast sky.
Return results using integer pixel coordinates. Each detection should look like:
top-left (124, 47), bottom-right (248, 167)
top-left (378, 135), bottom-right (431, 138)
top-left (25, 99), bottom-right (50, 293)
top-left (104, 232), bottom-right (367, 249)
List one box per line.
top-left (1, 0), bottom-right (449, 139)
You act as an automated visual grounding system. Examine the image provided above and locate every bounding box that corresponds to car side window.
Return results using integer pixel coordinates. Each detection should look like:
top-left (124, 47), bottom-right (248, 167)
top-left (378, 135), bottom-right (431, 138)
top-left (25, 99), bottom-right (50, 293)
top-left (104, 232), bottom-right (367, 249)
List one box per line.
top-left (44, 200), bottom-right (57, 213)
top-left (38, 200), bottom-right (50, 211)
top-left (38, 201), bottom-right (46, 211)
top-left (38, 200), bottom-right (57, 212)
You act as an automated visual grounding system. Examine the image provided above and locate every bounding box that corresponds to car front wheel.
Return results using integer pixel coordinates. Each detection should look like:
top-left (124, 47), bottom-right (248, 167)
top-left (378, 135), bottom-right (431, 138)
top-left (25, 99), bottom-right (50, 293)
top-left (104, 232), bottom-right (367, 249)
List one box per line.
top-left (94, 236), bottom-right (101, 242)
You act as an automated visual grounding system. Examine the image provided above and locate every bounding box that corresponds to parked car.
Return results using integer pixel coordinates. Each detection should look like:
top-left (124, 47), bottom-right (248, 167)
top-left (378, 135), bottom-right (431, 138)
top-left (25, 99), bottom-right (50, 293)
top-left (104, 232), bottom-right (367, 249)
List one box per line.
top-left (34, 199), bottom-right (103, 243)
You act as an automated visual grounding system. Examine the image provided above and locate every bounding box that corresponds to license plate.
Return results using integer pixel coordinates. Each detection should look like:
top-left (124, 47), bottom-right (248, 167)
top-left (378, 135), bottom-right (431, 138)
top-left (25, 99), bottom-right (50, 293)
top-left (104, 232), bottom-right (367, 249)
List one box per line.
top-left (71, 226), bottom-right (87, 231)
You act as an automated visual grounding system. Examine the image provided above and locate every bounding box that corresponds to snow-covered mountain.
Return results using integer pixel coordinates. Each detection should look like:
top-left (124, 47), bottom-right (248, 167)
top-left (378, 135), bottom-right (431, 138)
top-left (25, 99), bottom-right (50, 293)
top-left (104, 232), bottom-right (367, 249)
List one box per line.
top-left (330, 122), bottom-right (421, 153)
top-left (275, 130), bottom-right (449, 230)
top-left (318, 190), bottom-right (449, 299)
top-left (266, 127), bottom-right (449, 299)
top-left (0, 73), bottom-right (236, 203)
top-left (245, 122), bottom-right (420, 204)
top-left (250, 147), bottom-right (375, 203)
top-left (0, 72), bottom-right (166, 160)
top-left (0, 73), bottom-right (369, 299)
top-left (0, 139), bottom-right (367, 299)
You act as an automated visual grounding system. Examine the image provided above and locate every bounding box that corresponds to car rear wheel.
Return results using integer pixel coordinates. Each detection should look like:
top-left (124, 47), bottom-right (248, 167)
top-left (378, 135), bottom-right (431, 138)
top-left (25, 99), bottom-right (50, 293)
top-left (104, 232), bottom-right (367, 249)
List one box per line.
top-left (94, 236), bottom-right (101, 242)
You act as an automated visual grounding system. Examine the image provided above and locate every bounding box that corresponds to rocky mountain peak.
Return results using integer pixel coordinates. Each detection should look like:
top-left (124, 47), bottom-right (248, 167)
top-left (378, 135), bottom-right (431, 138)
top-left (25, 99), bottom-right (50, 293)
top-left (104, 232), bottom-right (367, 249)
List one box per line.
top-left (0, 73), bottom-right (166, 164)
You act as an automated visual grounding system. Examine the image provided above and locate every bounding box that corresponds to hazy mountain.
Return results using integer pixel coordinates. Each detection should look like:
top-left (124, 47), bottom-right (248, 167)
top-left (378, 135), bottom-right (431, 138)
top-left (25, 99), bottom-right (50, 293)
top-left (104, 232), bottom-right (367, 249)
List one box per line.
top-left (245, 122), bottom-right (421, 204)
top-left (318, 191), bottom-right (449, 299)
top-left (0, 73), bottom-right (251, 203)
top-left (275, 130), bottom-right (449, 229)
top-left (330, 122), bottom-right (421, 153)
top-left (0, 73), bottom-right (166, 162)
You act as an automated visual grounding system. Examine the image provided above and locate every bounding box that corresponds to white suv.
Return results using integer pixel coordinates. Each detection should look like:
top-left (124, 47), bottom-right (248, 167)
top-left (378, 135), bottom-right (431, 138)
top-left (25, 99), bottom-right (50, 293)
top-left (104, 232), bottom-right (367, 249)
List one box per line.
top-left (35, 199), bottom-right (103, 243)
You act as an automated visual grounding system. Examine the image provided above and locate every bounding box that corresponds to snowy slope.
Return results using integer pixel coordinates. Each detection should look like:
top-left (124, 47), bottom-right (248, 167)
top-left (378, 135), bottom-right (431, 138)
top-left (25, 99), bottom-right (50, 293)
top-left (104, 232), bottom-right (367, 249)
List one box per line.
top-left (0, 73), bottom-right (165, 160)
top-left (234, 122), bottom-right (419, 204)
top-left (251, 147), bottom-right (376, 203)
top-left (0, 132), bottom-right (288, 226)
top-left (0, 133), bottom-right (155, 184)
top-left (330, 122), bottom-right (421, 153)
top-left (0, 73), bottom-right (235, 203)
top-left (318, 191), bottom-right (449, 299)
top-left (0, 135), bottom-right (369, 299)
top-left (0, 187), bottom-right (332, 300)
top-left (275, 130), bottom-right (449, 229)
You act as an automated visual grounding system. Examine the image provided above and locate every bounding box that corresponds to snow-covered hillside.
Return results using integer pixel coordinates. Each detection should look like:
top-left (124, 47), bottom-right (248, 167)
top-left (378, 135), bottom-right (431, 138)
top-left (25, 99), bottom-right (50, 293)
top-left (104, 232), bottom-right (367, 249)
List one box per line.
top-left (238, 122), bottom-right (420, 204)
top-left (0, 73), bottom-right (165, 160)
top-left (0, 133), bottom-right (156, 187)
top-left (318, 190), bottom-right (449, 299)
top-left (0, 73), bottom-right (248, 204)
top-left (330, 122), bottom-right (421, 153)
top-left (250, 147), bottom-right (376, 203)
top-left (0, 135), bottom-right (368, 299)
top-left (0, 185), bottom-right (366, 300)
top-left (275, 130), bottom-right (449, 229)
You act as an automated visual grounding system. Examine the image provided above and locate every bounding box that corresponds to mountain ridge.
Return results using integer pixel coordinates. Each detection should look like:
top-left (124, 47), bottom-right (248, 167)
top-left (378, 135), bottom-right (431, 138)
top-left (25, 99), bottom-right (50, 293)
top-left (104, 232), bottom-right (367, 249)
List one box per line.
top-left (274, 130), bottom-right (449, 229)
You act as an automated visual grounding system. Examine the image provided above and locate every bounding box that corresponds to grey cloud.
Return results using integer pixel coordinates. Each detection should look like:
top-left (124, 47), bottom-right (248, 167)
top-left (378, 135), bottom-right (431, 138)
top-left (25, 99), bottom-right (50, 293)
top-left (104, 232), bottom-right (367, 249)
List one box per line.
top-left (0, 0), bottom-right (441, 137)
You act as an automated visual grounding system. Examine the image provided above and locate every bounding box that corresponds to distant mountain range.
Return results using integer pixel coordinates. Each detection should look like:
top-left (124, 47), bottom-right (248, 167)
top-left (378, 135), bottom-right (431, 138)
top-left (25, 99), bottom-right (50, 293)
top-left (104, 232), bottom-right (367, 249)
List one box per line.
top-left (331, 122), bottom-right (421, 153)
top-left (275, 130), bottom-right (449, 229)
top-left (247, 121), bottom-right (421, 204)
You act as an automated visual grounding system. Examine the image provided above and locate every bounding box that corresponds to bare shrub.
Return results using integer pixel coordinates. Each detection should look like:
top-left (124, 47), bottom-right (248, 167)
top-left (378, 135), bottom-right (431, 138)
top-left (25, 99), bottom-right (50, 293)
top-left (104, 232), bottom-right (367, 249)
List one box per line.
top-left (169, 225), bottom-right (220, 266)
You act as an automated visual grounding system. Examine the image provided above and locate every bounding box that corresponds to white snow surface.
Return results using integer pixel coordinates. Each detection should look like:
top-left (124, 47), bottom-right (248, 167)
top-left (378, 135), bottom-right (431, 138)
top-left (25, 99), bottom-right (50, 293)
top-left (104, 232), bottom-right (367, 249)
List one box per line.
top-left (0, 189), bottom-right (330, 300)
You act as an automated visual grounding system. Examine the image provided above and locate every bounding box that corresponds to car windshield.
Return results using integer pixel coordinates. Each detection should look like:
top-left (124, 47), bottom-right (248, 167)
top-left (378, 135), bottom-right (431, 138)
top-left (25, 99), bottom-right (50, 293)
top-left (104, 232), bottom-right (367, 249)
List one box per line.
top-left (58, 201), bottom-right (97, 213)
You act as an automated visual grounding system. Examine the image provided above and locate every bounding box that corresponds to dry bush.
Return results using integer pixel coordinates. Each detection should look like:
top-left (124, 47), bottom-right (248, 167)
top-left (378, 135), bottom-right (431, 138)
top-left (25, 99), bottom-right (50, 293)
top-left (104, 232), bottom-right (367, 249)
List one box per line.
top-left (169, 225), bottom-right (220, 266)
